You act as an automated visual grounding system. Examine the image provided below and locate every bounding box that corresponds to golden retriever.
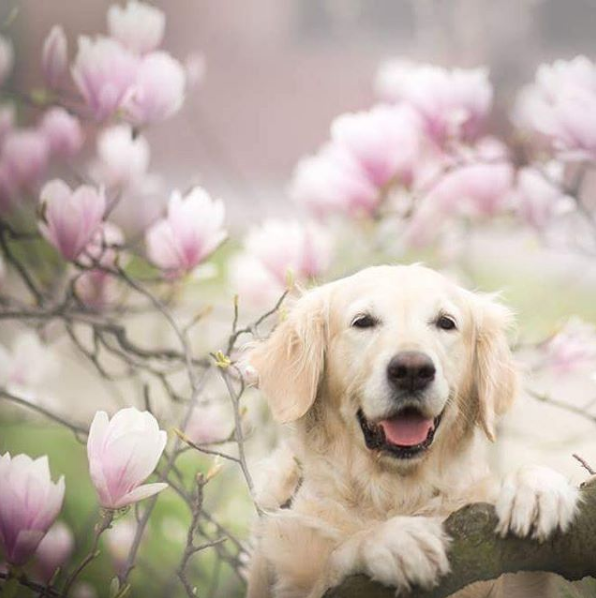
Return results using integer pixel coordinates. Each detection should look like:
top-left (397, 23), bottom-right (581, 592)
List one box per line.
top-left (246, 264), bottom-right (579, 598)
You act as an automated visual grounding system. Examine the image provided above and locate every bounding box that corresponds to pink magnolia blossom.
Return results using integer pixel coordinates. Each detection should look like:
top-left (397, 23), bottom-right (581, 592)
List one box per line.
top-left (124, 51), bottom-right (185, 125)
top-left (184, 403), bottom-right (232, 445)
top-left (0, 36), bottom-right (13, 86)
top-left (87, 407), bottom-right (168, 510)
top-left (34, 521), bottom-right (74, 582)
top-left (72, 36), bottom-right (138, 121)
top-left (41, 26), bottom-right (68, 89)
top-left (107, 1), bottom-right (165, 55)
top-left (80, 222), bottom-right (124, 267)
top-left (0, 453), bottom-right (65, 566)
top-left (0, 331), bottom-right (58, 400)
top-left (92, 124), bottom-right (150, 188)
top-left (330, 104), bottom-right (423, 189)
top-left (399, 64), bottom-right (493, 144)
top-left (543, 318), bottom-right (596, 374)
top-left (231, 220), bottom-right (332, 307)
top-left (39, 179), bottom-right (106, 261)
top-left (290, 144), bottom-right (379, 217)
top-left (104, 518), bottom-right (136, 573)
top-left (515, 163), bottom-right (574, 229)
top-left (516, 56), bottom-right (596, 160)
top-left (374, 59), bottom-right (417, 102)
top-left (146, 187), bottom-right (226, 277)
top-left (75, 269), bottom-right (118, 310)
top-left (40, 108), bottom-right (84, 159)
top-left (1, 129), bottom-right (49, 186)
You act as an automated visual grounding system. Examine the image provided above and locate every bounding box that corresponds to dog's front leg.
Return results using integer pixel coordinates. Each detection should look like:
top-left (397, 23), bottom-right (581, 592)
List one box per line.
top-left (496, 465), bottom-right (580, 541)
top-left (311, 516), bottom-right (450, 597)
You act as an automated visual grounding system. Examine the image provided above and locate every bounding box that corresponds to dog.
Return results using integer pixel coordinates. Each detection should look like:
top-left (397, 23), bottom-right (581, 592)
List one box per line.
top-left (246, 264), bottom-right (580, 598)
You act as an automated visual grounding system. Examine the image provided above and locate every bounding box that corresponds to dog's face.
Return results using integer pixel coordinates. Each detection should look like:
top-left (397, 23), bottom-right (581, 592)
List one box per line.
top-left (250, 265), bottom-right (518, 473)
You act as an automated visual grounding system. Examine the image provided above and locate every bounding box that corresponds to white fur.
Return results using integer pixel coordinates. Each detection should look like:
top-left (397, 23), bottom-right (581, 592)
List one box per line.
top-left (495, 465), bottom-right (580, 542)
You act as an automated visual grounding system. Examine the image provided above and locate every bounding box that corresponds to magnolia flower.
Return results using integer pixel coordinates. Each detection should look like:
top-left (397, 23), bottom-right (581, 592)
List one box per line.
top-left (146, 187), bottom-right (226, 277)
top-left (543, 318), bottom-right (596, 374)
top-left (0, 331), bottom-right (58, 399)
top-left (0, 453), bottom-right (65, 566)
top-left (331, 104), bottom-right (422, 189)
top-left (72, 36), bottom-right (138, 121)
top-left (40, 108), bottom-right (84, 159)
top-left (290, 144), bottom-right (379, 217)
top-left (1, 129), bottom-right (49, 186)
top-left (125, 52), bottom-right (185, 125)
top-left (400, 65), bottom-right (493, 144)
top-left (104, 518), bottom-right (136, 573)
top-left (107, 1), bottom-right (165, 55)
top-left (515, 163), bottom-right (574, 229)
top-left (87, 407), bottom-right (168, 510)
top-left (426, 162), bottom-right (514, 217)
top-left (0, 36), bottom-right (13, 86)
top-left (184, 403), bottom-right (232, 445)
top-left (231, 220), bottom-right (332, 306)
top-left (92, 124), bottom-right (150, 188)
top-left (39, 179), bottom-right (106, 261)
top-left (75, 270), bottom-right (118, 310)
top-left (374, 59), bottom-right (417, 102)
top-left (516, 56), bottom-right (596, 160)
top-left (42, 26), bottom-right (68, 89)
top-left (34, 521), bottom-right (74, 582)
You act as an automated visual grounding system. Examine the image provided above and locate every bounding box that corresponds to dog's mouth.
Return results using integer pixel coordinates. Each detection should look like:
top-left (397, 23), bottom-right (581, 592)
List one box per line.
top-left (357, 407), bottom-right (443, 459)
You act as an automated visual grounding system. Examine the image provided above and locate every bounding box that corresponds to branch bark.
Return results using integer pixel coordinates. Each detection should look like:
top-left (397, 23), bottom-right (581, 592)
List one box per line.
top-left (326, 479), bottom-right (596, 598)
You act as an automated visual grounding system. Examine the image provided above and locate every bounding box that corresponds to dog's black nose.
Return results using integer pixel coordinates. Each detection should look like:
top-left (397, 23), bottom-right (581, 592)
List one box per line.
top-left (387, 351), bottom-right (436, 392)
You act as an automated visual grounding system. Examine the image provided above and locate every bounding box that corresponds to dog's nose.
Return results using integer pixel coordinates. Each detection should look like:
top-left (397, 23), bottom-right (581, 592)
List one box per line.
top-left (387, 351), bottom-right (436, 392)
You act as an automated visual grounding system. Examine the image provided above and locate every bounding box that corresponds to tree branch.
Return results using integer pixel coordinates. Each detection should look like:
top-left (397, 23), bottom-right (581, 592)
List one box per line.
top-left (326, 479), bottom-right (596, 598)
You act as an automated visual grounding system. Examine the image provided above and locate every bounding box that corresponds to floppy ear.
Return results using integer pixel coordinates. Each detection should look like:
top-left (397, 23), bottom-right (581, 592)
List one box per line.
top-left (471, 294), bottom-right (519, 441)
top-left (248, 288), bottom-right (328, 423)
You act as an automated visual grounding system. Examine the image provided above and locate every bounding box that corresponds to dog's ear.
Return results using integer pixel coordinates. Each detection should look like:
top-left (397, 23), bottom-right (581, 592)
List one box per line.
top-left (248, 288), bottom-right (328, 423)
top-left (471, 294), bottom-right (519, 441)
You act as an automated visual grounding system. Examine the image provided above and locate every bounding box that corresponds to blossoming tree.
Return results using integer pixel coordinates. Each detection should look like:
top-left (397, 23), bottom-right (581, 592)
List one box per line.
top-left (1, 2), bottom-right (596, 598)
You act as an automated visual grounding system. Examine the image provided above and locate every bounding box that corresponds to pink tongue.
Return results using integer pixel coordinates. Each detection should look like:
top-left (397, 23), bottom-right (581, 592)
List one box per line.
top-left (379, 413), bottom-right (434, 447)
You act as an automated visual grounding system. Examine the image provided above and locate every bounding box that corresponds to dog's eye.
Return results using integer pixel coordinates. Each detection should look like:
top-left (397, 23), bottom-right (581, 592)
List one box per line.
top-left (351, 314), bottom-right (378, 329)
top-left (436, 314), bottom-right (457, 331)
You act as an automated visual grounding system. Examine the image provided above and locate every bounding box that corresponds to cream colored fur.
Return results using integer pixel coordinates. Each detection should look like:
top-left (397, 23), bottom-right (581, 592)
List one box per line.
top-left (246, 265), bottom-right (579, 598)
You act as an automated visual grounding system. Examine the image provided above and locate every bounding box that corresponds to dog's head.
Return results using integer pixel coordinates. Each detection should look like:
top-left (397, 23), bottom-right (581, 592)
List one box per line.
top-left (249, 265), bottom-right (518, 472)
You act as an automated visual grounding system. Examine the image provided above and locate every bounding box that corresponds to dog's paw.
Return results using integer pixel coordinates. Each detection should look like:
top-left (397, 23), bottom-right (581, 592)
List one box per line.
top-left (495, 465), bottom-right (580, 542)
top-left (328, 517), bottom-right (450, 594)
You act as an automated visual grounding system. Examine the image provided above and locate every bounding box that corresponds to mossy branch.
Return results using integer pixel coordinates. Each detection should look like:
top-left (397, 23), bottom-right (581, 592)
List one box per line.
top-left (326, 478), bottom-right (596, 598)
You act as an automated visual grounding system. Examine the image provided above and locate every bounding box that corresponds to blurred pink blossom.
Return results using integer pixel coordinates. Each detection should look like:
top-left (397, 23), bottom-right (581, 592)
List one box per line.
top-left (184, 403), bottom-right (232, 445)
top-left (80, 222), bottom-right (124, 268)
top-left (1, 129), bottom-right (49, 186)
top-left (374, 59), bottom-right (417, 102)
top-left (290, 144), bottom-right (379, 217)
top-left (0, 331), bottom-right (58, 401)
top-left (146, 187), bottom-right (226, 277)
top-left (515, 163), bottom-right (574, 229)
top-left (72, 36), bottom-right (138, 121)
top-left (75, 269), bottom-right (118, 310)
top-left (104, 518), bottom-right (136, 573)
top-left (543, 317), bottom-right (596, 374)
top-left (107, 1), bottom-right (165, 55)
top-left (92, 124), bottom-right (150, 188)
top-left (0, 453), bottom-right (65, 566)
top-left (34, 521), bottom-right (74, 582)
top-left (184, 52), bottom-right (206, 89)
top-left (40, 108), bottom-right (84, 159)
top-left (398, 64), bottom-right (492, 144)
top-left (41, 26), bottom-right (68, 89)
top-left (331, 104), bottom-right (423, 189)
top-left (231, 220), bottom-right (331, 307)
top-left (516, 56), bottom-right (596, 160)
top-left (125, 52), bottom-right (185, 125)
top-left (0, 36), bottom-right (13, 86)
top-left (87, 407), bottom-right (168, 510)
top-left (39, 179), bottom-right (106, 261)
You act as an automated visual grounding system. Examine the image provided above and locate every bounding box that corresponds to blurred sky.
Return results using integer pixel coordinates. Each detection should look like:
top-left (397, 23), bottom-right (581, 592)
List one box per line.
top-left (8, 0), bottom-right (596, 220)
